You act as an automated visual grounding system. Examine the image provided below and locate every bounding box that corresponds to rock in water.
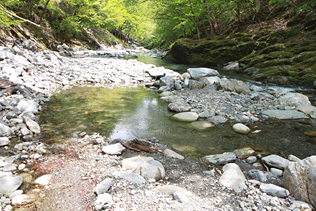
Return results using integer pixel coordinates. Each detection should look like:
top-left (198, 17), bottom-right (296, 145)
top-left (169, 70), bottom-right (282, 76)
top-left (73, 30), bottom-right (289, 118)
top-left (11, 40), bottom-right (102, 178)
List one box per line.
top-left (232, 123), bottom-right (250, 134)
top-left (187, 67), bottom-right (219, 80)
top-left (171, 112), bottom-right (199, 122)
top-left (219, 163), bottom-right (246, 193)
top-left (283, 156), bottom-right (316, 208)
top-left (190, 121), bottom-right (215, 130)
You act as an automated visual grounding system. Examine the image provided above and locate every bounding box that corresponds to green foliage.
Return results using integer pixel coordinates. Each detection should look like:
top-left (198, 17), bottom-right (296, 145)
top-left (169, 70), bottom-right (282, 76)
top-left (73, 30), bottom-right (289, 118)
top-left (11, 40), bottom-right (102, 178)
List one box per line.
top-left (0, 6), bottom-right (22, 29)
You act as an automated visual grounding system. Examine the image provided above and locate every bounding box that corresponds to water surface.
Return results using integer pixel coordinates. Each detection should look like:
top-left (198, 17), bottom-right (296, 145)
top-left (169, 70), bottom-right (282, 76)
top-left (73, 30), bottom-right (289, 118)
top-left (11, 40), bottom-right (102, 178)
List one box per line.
top-left (40, 86), bottom-right (316, 159)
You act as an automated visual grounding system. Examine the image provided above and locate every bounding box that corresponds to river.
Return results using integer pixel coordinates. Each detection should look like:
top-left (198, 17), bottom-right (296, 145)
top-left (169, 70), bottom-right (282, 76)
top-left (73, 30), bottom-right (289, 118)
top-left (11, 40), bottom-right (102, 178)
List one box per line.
top-left (40, 50), bottom-right (316, 160)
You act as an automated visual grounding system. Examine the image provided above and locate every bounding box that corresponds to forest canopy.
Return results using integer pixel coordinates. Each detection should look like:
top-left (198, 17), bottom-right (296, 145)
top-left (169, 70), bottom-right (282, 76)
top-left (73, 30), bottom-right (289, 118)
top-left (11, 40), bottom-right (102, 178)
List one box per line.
top-left (0, 0), bottom-right (315, 49)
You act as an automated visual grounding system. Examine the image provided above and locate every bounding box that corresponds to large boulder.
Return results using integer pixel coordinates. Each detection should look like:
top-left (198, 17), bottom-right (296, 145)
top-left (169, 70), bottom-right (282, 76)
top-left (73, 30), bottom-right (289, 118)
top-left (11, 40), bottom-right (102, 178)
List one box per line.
top-left (217, 78), bottom-right (251, 94)
top-left (278, 93), bottom-right (311, 106)
top-left (187, 68), bottom-right (219, 80)
top-left (160, 76), bottom-right (174, 90)
top-left (283, 156), bottom-right (316, 208)
top-left (219, 163), bottom-right (246, 193)
top-left (0, 176), bottom-right (24, 196)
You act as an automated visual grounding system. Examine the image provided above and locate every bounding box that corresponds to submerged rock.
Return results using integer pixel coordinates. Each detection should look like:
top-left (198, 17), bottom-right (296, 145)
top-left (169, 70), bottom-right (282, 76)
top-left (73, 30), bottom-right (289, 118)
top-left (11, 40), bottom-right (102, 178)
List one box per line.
top-left (171, 112), bottom-right (199, 122)
top-left (190, 121), bottom-right (215, 130)
top-left (232, 123), bottom-right (250, 134)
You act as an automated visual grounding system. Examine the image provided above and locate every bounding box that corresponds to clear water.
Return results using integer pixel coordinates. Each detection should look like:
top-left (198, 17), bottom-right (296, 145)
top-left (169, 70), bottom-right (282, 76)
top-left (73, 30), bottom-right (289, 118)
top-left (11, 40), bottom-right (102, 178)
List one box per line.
top-left (40, 86), bottom-right (316, 159)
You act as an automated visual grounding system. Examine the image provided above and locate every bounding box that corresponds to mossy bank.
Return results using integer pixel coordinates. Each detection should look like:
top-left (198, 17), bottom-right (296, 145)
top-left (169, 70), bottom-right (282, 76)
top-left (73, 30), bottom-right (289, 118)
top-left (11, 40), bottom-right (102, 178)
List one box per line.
top-left (164, 5), bottom-right (316, 87)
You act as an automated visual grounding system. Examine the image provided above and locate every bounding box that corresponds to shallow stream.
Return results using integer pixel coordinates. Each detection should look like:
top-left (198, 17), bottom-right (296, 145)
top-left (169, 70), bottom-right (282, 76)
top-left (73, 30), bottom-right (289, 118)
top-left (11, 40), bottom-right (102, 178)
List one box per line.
top-left (40, 52), bottom-right (316, 159)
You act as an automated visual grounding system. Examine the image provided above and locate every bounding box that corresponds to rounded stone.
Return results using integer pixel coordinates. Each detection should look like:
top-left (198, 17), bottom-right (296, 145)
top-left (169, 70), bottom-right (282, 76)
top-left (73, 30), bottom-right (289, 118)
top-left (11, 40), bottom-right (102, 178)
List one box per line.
top-left (189, 121), bottom-right (215, 131)
top-left (232, 123), bottom-right (250, 134)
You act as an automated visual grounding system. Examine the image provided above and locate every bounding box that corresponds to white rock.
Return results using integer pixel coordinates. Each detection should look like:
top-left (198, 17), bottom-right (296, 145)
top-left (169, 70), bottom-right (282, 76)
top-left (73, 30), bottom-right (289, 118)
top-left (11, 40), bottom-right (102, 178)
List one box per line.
top-left (136, 160), bottom-right (165, 181)
top-left (0, 137), bottom-right (10, 146)
top-left (219, 163), bottom-right (246, 193)
top-left (11, 194), bottom-right (34, 205)
top-left (172, 191), bottom-right (189, 202)
top-left (122, 156), bottom-right (154, 169)
top-left (95, 178), bottom-right (112, 195)
top-left (102, 143), bottom-right (125, 155)
top-left (163, 149), bottom-right (184, 160)
top-left (232, 123), bottom-right (250, 134)
top-left (34, 174), bottom-right (52, 186)
top-left (23, 116), bottom-right (40, 134)
top-left (0, 176), bottom-right (24, 196)
top-left (94, 193), bottom-right (113, 211)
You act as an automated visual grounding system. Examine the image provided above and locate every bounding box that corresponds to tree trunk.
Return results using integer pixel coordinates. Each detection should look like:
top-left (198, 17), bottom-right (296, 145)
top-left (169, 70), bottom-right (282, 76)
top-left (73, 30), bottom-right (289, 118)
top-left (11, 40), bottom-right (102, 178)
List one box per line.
top-left (39, 0), bottom-right (51, 25)
top-left (204, 0), bottom-right (215, 37)
top-left (188, 0), bottom-right (200, 39)
top-left (181, 20), bottom-right (186, 38)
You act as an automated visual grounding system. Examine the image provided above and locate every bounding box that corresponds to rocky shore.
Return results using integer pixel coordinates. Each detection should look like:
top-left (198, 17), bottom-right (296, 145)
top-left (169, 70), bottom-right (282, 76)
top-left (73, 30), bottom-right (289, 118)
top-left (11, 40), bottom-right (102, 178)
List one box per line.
top-left (0, 40), bottom-right (315, 210)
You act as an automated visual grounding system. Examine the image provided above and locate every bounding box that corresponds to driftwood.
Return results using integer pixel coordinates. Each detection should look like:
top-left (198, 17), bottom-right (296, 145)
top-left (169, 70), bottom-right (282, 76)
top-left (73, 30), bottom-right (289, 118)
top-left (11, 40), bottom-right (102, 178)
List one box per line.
top-left (121, 142), bottom-right (159, 153)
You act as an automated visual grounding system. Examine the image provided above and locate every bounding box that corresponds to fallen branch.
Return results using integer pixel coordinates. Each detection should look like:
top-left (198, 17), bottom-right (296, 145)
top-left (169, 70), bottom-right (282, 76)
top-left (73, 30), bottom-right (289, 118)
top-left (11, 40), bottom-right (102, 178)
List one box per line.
top-left (121, 141), bottom-right (159, 153)
top-left (1, 5), bottom-right (41, 28)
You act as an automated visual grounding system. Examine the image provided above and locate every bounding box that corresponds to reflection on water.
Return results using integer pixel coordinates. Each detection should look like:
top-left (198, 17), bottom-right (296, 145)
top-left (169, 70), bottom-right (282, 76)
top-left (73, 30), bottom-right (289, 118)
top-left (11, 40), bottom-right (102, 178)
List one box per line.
top-left (40, 86), bottom-right (316, 159)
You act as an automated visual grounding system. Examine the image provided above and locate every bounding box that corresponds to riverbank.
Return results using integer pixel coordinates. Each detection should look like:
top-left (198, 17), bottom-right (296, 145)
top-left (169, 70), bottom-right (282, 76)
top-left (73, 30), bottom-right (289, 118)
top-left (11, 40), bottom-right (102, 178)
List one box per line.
top-left (0, 40), bottom-right (315, 210)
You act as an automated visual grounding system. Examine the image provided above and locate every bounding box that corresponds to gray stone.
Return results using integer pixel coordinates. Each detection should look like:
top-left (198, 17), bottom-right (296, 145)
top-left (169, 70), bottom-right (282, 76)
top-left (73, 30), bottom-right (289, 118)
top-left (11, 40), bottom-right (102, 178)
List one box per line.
top-left (0, 123), bottom-right (12, 137)
top-left (203, 152), bottom-right (236, 165)
top-left (207, 116), bottom-right (228, 126)
top-left (311, 109), bottom-right (316, 119)
top-left (17, 99), bottom-right (38, 113)
top-left (102, 143), bottom-right (125, 155)
top-left (172, 191), bottom-right (189, 202)
top-left (223, 61), bottom-right (239, 70)
top-left (297, 105), bottom-right (316, 115)
top-left (250, 92), bottom-right (275, 101)
top-left (259, 183), bottom-right (290, 198)
top-left (3, 164), bottom-right (17, 172)
top-left (0, 176), bottom-right (24, 196)
top-left (171, 112), bottom-right (199, 122)
top-left (288, 154), bottom-right (301, 162)
top-left (219, 163), bottom-right (246, 193)
top-left (218, 78), bottom-right (251, 94)
top-left (262, 154), bottom-right (291, 170)
top-left (248, 169), bottom-right (268, 182)
top-left (270, 168), bottom-right (283, 177)
top-left (23, 116), bottom-right (40, 134)
top-left (94, 193), bottom-right (113, 211)
top-left (246, 156), bottom-right (257, 164)
top-left (233, 147), bottom-right (255, 159)
top-left (198, 109), bottom-right (215, 118)
top-left (95, 178), bottom-right (112, 195)
top-left (112, 172), bottom-right (145, 184)
top-left (159, 91), bottom-right (173, 97)
top-left (278, 93), bottom-right (311, 106)
top-left (199, 76), bottom-right (220, 85)
top-left (283, 156), bottom-right (316, 208)
top-left (168, 102), bottom-right (191, 113)
top-left (158, 86), bottom-right (171, 93)
top-left (188, 80), bottom-right (206, 90)
top-left (261, 110), bottom-right (308, 120)
top-left (160, 76), bottom-right (174, 89)
top-left (163, 149), bottom-right (184, 160)
top-left (122, 156), bottom-right (154, 169)
top-left (136, 160), bottom-right (165, 181)
top-left (0, 137), bottom-right (10, 146)
top-left (232, 123), bottom-right (251, 134)
top-left (187, 68), bottom-right (219, 80)
top-left (174, 80), bottom-right (182, 90)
